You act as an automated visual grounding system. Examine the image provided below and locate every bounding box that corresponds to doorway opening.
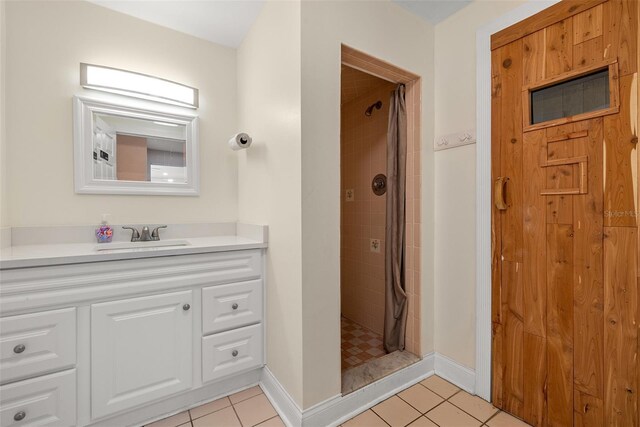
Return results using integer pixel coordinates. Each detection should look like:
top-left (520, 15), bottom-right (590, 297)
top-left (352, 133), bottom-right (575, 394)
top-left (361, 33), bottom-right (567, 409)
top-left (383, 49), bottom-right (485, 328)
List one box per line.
top-left (340, 45), bottom-right (422, 395)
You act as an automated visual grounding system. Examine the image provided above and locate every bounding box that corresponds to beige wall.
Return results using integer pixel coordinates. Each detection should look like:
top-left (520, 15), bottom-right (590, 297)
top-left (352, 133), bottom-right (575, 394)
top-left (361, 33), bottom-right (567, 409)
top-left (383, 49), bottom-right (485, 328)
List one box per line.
top-left (433, 0), bottom-right (525, 369)
top-left (340, 83), bottom-right (392, 336)
top-left (237, 0), bottom-right (304, 408)
top-left (300, 0), bottom-right (435, 408)
top-left (4, 1), bottom-right (238, 227)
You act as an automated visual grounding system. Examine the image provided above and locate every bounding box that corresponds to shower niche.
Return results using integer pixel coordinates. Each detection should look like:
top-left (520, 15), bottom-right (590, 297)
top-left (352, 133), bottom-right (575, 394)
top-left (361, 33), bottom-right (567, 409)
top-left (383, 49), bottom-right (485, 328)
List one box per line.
top-left (339, 46), bottom-right (422, 395)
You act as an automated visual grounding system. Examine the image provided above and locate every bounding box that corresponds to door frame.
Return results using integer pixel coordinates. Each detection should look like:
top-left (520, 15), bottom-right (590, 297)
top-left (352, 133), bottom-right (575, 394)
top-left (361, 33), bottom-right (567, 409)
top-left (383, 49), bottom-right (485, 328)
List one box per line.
top-left (340, 45), bottom-right (423, 360)
top-left (474, 0), bottom-right (561, 401)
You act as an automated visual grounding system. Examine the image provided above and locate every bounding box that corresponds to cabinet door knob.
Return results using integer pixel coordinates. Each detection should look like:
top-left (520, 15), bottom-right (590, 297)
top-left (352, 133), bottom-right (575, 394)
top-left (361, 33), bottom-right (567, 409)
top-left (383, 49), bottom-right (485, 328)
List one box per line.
top-left (232, 303), bottom-right (239, 310)
top-left (232, 350), bottom-right (239, 357)
top-left (13, 344), bottom-right (26, 354)
top-left (14, 411), bottom-right (26, 421)
top-left (183, 304), bottom-right (191, 311)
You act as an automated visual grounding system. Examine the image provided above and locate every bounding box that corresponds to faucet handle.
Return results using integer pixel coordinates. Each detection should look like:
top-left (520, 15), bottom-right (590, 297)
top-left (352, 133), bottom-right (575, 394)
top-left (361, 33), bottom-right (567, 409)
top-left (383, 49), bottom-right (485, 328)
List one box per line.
top-left (151, 225), bottom-right (167, 240)
top-left (122, 226), bottom-right (140, 242)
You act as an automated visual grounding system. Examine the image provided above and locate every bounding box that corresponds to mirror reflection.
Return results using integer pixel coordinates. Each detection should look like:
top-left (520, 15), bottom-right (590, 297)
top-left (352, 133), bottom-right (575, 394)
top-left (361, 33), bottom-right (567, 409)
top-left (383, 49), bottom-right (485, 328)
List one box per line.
top-left (93, 113), bottom-right (187, 184)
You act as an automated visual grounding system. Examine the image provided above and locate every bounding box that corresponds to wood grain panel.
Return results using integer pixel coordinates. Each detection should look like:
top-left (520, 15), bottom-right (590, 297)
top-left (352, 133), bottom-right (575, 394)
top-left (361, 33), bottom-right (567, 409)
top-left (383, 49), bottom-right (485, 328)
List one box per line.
top-left (546, 223), bottom-right (574, 427)
top-left (493, 321), bottom-right (504, 409)
top-left (603, 227), bottom-right (638, 426)
top-left (492, 45), bottom-right (505, 412)
top-left (492, 48), bottom-right (503, 326)
top-left (603, 0), bottom-right (638, 76)
top-left (523, 30), bottom-right (547, 86)
top-left (573, 5), bottom-right (604, 44)
top-left (573, 36), bottom-right (605, 69)
top-left (502, 260), bottom-right (524, 417)
top-left (523, 129), bottom-right (547, 337)
top-left (574, 390), bottom-right (604, 426)
top-left (545, 19), bottom-right (574, 78)
top-left (491, 0), bottom-right (608, 50)
top-left (603, 73), bottom-right (638, 227)
top-left (500, 41), bottom-right (524, 262)
top-left (545, 131), bottom-right (575, 225)
top-left (572, 120), bottom-right (605, 399)
top-left (524, 332), bottom-right (547, 426)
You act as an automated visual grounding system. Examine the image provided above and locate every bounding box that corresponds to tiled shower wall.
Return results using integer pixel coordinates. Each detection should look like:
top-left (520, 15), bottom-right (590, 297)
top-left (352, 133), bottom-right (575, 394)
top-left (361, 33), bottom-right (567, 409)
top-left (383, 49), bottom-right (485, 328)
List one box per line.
top-left (340, 80), bottom-right (421, 355)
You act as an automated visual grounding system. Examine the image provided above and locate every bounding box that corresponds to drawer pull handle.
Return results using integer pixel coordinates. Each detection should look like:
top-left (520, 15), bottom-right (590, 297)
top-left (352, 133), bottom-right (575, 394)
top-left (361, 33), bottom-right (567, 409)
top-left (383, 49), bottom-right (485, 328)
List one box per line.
top-left (183, 304), bottom-right (191, 311)
top-left (14, 411), bottom-right (26, 421)
top-left (232, 303), bottom-right (239, 310)
top-left (232, 350), bottom-right (239, 357)
top-left (13, 344), bottom-right (26, 354)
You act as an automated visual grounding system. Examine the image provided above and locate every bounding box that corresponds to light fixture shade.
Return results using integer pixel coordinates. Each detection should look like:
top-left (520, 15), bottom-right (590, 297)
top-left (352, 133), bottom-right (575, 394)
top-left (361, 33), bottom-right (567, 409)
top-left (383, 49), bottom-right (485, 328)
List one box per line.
top-left (80, 63), bottom-right (199, 108)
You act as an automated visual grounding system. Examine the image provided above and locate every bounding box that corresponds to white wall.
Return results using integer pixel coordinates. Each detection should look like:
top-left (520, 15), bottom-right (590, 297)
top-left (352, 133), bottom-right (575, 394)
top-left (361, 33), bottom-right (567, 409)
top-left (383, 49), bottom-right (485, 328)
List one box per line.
top-left (433, 0), bottom-right (525, 370)
top-left (300, 1), bottom-right (435, 408)
top-left (0, 0), bottom-right (7, 228)
top-left (4, 1), bottom-right (238, 227)
top-left (237, 0), bottom-right (304, 408)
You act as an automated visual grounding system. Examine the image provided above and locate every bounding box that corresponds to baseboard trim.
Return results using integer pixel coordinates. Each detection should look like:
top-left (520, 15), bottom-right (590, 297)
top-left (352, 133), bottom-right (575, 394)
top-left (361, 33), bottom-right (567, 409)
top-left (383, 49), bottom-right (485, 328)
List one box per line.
top-left (433, 353), bottom-right (476, 394)
top-left (260, 366), bottom-right (303, 427)
top-left (260, 353), bottom-right (436, 427)
top-left (261, 353), bottom-right (479, 426)
top-left (89, 368), bottom-right (262, 427)
top-left (305, 353), bottom-right (435, 426)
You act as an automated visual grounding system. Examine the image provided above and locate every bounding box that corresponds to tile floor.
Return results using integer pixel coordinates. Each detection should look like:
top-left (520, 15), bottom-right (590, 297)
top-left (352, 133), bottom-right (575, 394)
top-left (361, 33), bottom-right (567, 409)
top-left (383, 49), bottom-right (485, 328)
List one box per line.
top-left (343, 376), bottom-right (531, 427)
top-left (341, 316), bottom-right (386, 371)
top-left (146, 376), bottom-right (531, 427)
top-left (145, 385), bottom-right (283, 427)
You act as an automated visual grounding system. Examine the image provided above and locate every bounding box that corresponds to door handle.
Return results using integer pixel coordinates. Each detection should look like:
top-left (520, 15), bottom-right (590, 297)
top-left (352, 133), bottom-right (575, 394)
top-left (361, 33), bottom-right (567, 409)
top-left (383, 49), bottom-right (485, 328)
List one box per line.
top-left (495, 177), bottom-right (508, 210)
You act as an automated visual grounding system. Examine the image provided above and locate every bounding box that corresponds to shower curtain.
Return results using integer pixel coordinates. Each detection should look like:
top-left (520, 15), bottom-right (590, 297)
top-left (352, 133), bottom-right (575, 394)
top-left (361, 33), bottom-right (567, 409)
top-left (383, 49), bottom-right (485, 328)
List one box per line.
top-left (383, 84), bottom-right (408, 353)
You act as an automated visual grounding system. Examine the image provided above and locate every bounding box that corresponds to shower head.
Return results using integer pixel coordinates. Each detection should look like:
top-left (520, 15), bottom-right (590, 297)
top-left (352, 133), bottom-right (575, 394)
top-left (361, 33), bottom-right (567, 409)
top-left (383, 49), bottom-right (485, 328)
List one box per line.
top-left (365, 100), bottom-right (382, 117)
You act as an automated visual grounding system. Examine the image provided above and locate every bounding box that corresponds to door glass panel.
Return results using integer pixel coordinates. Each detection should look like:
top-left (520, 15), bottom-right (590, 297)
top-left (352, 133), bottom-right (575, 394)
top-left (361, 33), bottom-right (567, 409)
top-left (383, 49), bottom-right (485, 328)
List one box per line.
top-left (530, 69), bottom-right (610, 124)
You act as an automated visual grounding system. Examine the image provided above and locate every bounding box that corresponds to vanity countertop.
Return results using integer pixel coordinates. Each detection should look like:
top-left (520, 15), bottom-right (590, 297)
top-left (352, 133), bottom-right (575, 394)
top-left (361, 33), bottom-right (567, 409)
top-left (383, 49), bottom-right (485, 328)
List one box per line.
top-left (0, 223), bottom-right (268, 269)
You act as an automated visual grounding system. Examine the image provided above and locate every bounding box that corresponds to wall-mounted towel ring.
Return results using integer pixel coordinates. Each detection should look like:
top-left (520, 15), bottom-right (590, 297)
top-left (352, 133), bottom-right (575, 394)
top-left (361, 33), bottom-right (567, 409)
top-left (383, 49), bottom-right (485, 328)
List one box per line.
top-left (372, 174), bottom-right (387, 196)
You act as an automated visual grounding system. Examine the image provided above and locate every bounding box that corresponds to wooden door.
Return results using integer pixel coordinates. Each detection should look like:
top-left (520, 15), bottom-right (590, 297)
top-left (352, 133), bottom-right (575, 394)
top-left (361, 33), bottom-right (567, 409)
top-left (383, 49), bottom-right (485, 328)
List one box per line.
top-left (491, 1), bottom-right (639, 425)
top-left (91, 290), bottom-right (193, 419)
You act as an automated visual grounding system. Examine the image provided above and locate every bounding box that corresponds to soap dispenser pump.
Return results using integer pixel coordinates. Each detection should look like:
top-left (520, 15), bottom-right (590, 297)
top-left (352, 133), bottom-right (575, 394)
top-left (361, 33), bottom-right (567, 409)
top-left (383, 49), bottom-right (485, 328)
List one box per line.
top-left (95, 214), bottom-right (113, 243)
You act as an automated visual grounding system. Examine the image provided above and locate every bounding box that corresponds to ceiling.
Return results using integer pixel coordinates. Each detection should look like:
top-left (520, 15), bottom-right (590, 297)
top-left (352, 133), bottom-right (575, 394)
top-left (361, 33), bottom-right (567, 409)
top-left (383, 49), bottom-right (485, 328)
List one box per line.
top-left (88, 0), bottom-right (471, 49)
top-left (392, 0), bottom-right (472, 24)
top-left (88, 0), bottom-right (265, 48)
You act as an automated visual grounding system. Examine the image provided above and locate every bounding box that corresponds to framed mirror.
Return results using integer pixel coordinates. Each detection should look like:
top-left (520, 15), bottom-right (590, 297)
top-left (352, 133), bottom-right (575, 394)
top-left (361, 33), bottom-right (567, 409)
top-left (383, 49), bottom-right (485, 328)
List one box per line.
top-left (73, 96), bottom-right (199, 196)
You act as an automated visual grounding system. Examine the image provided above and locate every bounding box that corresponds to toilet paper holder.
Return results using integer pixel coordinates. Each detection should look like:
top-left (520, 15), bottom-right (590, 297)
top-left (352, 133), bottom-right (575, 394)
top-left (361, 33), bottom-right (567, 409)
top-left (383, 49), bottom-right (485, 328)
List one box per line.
top-left (229, 133), bottom-right (252, 151)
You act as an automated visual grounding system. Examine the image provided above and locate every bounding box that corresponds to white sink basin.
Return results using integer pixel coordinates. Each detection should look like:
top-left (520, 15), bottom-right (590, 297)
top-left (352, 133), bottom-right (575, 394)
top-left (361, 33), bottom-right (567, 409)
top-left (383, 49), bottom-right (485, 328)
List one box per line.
top-left (95, 239), bottom-right (191, 252)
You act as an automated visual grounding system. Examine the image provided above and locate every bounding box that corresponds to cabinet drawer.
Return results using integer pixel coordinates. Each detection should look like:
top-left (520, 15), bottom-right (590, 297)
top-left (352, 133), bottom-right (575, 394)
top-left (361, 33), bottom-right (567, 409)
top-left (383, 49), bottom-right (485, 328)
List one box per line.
top-left (0, 308), bottom-right (76, 384)
top-left (202, 280), bottom-right (262, 334)
top-left (0, 369), bottom-right (76, 427)
top-left (202, 324), bottom-right (262, 383)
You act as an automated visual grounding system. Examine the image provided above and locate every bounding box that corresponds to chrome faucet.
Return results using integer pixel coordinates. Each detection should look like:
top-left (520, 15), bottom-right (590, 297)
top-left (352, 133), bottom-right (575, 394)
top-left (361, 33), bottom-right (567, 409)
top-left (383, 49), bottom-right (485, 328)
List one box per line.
top-left (122, 225), bottom-right (167, 242)
top-left (140, 226), bottom-right (152, 241)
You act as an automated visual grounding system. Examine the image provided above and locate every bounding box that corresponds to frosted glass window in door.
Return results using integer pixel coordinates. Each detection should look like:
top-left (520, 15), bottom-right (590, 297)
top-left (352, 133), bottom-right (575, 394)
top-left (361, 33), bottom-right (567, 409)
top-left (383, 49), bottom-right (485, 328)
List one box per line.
top-left (530, 69), bottom-right (610, 124)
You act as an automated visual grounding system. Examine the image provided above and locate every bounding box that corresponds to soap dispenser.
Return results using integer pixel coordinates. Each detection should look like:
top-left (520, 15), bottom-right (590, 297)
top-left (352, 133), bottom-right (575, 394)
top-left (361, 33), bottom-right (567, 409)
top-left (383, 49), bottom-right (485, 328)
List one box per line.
top-left (95, 214), bottom-right (113, 243)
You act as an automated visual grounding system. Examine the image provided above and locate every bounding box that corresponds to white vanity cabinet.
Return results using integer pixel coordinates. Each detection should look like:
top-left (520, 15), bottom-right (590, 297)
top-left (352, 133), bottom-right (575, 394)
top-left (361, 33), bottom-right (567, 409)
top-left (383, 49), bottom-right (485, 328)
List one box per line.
top-left (0, 244), bottom-right (266, 427)
top-left (91, 290), bottom-right (194, 419)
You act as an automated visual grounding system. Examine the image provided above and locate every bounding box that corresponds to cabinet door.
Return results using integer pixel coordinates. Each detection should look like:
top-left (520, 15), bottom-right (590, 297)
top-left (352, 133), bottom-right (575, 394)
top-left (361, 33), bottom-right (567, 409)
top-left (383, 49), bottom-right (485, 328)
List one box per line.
top-left (91, 291), bottom-right (193, 419)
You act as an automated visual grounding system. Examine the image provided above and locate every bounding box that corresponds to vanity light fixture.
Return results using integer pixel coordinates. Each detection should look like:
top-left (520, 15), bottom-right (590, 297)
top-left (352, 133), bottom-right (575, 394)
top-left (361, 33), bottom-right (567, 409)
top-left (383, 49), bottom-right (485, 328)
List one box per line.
top-left (80, 63), bottom-right (199, 108)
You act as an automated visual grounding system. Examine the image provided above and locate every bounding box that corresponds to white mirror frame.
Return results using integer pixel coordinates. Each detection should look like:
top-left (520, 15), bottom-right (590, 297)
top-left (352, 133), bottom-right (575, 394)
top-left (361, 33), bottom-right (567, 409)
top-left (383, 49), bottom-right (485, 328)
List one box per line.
top-left (73, 95), bottom-right (199, 196)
